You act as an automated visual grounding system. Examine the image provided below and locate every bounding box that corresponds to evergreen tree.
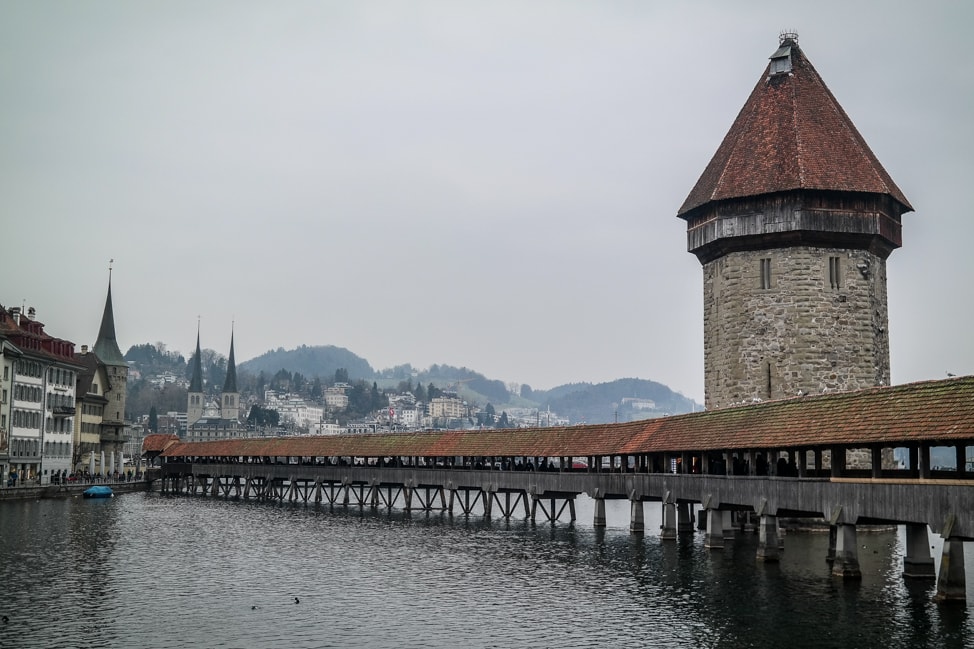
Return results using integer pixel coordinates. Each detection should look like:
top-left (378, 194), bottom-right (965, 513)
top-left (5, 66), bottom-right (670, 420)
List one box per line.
top-left (207, 356), bottom-right (227, 392)
top-left (272, 369), bottom-right (292, 392)
top-left (346, 381), bottom-right (369, 415)
top-left (247, 405), bottom-right (280, 427)
top-left (148, 406), bottom-right (158, 433)
top-left (414, 382), bottom-right (427, 403)
top-left (483, 403), bottom-right (496, 425)
top-left (370, 382), bottom-right (385, 410)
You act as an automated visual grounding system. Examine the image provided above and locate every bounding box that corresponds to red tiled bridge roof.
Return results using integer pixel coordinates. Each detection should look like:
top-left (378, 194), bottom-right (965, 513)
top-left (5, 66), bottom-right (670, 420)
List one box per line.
top-left (157, 376), bottom-right (974, 460)
top-left (142, 433), bottom-right (180, 453)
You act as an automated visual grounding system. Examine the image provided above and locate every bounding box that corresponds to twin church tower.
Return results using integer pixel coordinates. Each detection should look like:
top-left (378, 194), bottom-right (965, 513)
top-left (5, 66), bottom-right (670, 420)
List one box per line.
top-left (679, 34), bottom-right (912, 410)
top-left (186, 328), bottom-right (240, 433)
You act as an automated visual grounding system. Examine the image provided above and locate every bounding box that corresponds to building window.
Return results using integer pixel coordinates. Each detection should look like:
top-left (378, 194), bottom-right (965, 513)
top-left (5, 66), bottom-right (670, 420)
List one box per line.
top-left (760, 258), bottom-right (772, 289)
top-left (829, 256), bottom-right (842, 290)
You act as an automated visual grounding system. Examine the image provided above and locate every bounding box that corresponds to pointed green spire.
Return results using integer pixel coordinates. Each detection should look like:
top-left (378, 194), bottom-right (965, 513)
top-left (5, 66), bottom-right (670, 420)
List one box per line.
top-left (92, 272), bottom-right (126, 366)
top-left (223, 328), bottom-right (237, 393)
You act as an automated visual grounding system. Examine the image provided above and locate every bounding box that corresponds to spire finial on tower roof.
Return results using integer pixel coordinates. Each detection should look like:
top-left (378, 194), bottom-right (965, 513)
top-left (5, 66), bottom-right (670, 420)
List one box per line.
top-left (779, 30), bottom-right (798, 45)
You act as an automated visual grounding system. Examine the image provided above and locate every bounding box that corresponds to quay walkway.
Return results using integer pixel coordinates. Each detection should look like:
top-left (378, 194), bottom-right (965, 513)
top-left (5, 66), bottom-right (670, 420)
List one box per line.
top-left (0, 479), bottom-right (150, 501)
top-left (150, 375), bottom-right (974, 604)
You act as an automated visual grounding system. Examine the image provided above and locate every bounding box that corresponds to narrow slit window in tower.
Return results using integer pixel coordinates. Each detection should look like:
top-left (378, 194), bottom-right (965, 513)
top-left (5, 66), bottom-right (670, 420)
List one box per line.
top-left (829, 256), bottom-right (841, 290)
top-left (760, 258), bottom-right (772, 289)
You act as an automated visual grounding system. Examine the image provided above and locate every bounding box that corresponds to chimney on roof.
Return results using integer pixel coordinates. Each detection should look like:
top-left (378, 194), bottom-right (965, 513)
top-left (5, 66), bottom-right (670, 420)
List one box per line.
top-left (27, 306), bottom-right (36, 321)
top-left (10, 306), bottom-right (20, 324)
top-left (81, 345), bottom-right (89, 354)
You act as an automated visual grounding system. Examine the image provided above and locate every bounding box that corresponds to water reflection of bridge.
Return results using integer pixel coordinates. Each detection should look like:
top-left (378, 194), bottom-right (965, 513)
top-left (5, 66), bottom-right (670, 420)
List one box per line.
top-left (150, 376), bottom-right (974, 604)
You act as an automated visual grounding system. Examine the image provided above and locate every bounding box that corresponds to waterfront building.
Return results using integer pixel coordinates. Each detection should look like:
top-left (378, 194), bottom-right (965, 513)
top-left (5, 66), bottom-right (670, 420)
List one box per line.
top-left (73, 345), bottom-right (110, 472)
top-left (678, 33), bottom-right (912, 410)
top-left (0, 306), bottom-right (81, 484)
top-left (0, 337), bottom-right (18, 481)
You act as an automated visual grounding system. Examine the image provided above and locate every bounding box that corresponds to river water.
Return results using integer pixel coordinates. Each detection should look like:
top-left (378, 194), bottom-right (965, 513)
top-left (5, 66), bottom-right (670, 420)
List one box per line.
top-left (0, 492), bottom-right (971, 649)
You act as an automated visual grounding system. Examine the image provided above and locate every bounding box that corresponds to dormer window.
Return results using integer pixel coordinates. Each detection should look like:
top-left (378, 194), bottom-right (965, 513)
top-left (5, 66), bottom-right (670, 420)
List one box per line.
top-left (770, 45), bottom-right (792, 75)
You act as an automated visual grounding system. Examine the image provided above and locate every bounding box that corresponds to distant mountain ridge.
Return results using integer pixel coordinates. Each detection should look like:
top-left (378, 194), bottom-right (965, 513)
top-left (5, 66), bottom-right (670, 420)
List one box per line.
top-left (236, 344), bottom-right (698, 422)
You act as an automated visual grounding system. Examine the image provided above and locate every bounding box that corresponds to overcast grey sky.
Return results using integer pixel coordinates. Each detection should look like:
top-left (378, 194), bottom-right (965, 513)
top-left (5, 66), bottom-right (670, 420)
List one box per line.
top-left (1, 1), bottom-right (972, 402)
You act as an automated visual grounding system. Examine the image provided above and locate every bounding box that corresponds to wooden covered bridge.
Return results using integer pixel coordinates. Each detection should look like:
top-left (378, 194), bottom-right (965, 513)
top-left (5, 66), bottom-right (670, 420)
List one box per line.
top-left (147, 375), bottom-right (974, 602)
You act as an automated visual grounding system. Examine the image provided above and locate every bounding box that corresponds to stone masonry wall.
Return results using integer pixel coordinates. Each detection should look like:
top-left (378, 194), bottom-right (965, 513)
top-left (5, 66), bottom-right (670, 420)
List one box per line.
top-left (703, 246), bottom-right (890, 410)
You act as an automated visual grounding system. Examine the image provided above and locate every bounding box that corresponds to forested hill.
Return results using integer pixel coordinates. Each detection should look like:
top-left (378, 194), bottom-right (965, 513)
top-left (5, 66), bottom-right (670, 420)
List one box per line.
top-left (530, 378), bottom-right (698, 423)
top-left (239, 345), bottom-right (374, 381)
top-left (235, 345), bottom-right (698, 421)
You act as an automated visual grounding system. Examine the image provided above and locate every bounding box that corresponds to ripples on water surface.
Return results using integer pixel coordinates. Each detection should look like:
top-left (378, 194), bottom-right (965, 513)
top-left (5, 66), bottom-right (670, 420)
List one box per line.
top-left (1, 493), bottom-right (971, 648)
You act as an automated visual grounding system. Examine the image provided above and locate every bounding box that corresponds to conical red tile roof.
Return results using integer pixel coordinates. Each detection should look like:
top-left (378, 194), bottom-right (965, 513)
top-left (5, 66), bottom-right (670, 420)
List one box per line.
top-left (678, 37), bottom-right (912, 217)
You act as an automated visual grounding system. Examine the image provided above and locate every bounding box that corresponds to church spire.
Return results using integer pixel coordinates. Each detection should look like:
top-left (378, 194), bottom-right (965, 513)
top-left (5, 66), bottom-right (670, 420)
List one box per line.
top-left (189, 322), bottom-right (203, 393)
top-left (220, 324), bottom-right (240, 423)
top-left (223, 326), bottom-right (238, 393)
top-left (92, 261), bottom-right (126, 366)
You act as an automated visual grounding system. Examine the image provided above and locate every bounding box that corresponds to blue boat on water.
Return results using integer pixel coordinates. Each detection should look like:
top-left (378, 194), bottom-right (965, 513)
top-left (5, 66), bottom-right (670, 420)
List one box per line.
top-left (83, 486), bottom-right (114, 498)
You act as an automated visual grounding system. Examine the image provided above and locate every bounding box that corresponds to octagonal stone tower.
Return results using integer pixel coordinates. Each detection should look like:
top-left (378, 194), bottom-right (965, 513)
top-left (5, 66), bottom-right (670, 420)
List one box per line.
top-left (678, 34), bottom-right (913, 410)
